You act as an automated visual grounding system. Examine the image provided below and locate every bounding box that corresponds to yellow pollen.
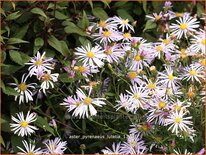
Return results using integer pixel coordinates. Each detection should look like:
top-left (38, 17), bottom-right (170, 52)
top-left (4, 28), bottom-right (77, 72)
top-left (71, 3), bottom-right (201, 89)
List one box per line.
top-left (130, 141), bottom-right (136, 147)
top-left (128, 71), bottom-right (137, 79)
top-left (73, 66), bottom-right (79, 71)
top-left (148, 83), bottom-right (155, 89)
top-left (99, 20), bottom-right (106, 28)
top-left (123, 33), bottom-right (131, 38)
top-left (174, 105), bottom-right (181, 111)
top-left (122, 19), bottom-right (128, 25)
top-left (163, 39), bottom-right (170, 45)
top-left (78, 66), bottom-right (87, 73)
top-left (134, 93), bottom-right (140, 99)
top-left (142, 124), bottom-right (148, 131)
top-left (41, 73), bottom-right (51, 81)
top-left (200, 59), bottom-right (206, 66)
top-left (35, 59), bottom-right (43, 66)
top-left (134, 54), bottom-right (141, 61)
top-left (175, 117), bottom-right (181, 123)
top-left (155, 15), bottom-right (161, 20)
top-left (76, 101), bottom-right (81, 107)
top-left (103, 30), bottom-right (111, 37)
top-left (180, 23), bottom-right (187, 30)
top-left (87, 51), bottom-right (95, 58)
top-left (156, 45), bottom-right (162, 52)
top-left (18, 83), bottom-right (27, 91)
top-left (189, 70), bottom-right (196, 76)
top-left (168, 74), bottom-right (174, 80)
top-left (159, 101), bottom-right (166, 109)
top-left (201, 39), bottom-right (206, 45)
top-left (105, 49), bottom-right (112, 55)
top-left (27, 152), bottom-right (34, 155)
top-left (83, 97), bottom-right (92, 105)
top-left (187, 90), bottom-right (194, 98)
top-left (20, 121), bottom-right (28, 128)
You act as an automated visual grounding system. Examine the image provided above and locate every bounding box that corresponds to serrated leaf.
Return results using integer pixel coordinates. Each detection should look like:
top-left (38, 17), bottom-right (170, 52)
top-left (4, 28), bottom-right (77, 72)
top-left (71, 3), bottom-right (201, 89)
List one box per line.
top-left (31, 8), bottom-right (47, 18)
top-left (6, 11), bottom-right (22, 20)
top-left (143, 20), bottom-right (157, 32)
top-left (92, 7), bottom-right (109, 20)
top-left (2, 86), bottom-right (19, 96)
top-left (48, 35), bottom-right (70, 56)
top-left (8, 38), bottom-right (29, 44)
top-left (35, 116), bottom-right (55, 135)
top-left (9, 50), bottom-right (23, 65)
top-left (64, 22), bottom-right (89, 37)
top-left (34, 37), bottom-right (44, 53)
top-left (117, 9), bottom-right (134, 22)
top-left (54, 11), bottom-right (68, 20)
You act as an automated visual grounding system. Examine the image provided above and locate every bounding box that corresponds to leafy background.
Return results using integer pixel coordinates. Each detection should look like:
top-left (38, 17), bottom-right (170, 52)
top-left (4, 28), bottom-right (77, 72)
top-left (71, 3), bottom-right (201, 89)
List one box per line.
top-left (1, 1), bottom-right (205, 154)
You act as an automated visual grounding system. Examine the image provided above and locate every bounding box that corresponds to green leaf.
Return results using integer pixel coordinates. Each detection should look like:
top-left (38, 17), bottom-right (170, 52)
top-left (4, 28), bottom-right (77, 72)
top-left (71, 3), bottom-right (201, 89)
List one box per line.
top-left (1, 114), bottom-right (11, 133)
top-left (13, 24), bottom-right (30, 39)
top-left (2, 64), bottom-right (23, 75)
top-left (1, 51), bottom-right (6, 63)
top-left (2, 86), bottom-right (19, 96)
top-left (9, 50), bottom-right (23, 65)
top-left (79, 36), bottom-right (91, 47)
top-left (35, 116), bottom-right (55, 135)
top-left (92, 7), bottom-right (109, 20)
top-left (6, 11), bottom-right (22, 20)
top-left (117, 9), bottom-right (134, 22)
top-left (31, 8), bottom-right (47, 18)
top-left (19, 52), bottom-right (31, 64)
top-left (142, 1), bottom-right (147, 13)
top-left (197, 3), bottom-right (204, 18)
top-left (81, 11), bottom-right (89, 29)
top-left (64, 22), bottom-right (89, 37)
top-left (11, 135), bottom-right (24, 153)
top-left (143, 20), bottom-right (157, 32)
top-left (59, 73), bottom-right (84, 83)
top-left (48, 35), bottom-right (70, 56)
top-left (0, 136), bottom-right (5, 147)
top-left (34, 37), bottom-right (44, 53)
top-left (114, 1), bottom-right (128, 8)
top-left (54, 11), bottom-right (68, 20)
top-left (8, 38), bottom-right (29, 44)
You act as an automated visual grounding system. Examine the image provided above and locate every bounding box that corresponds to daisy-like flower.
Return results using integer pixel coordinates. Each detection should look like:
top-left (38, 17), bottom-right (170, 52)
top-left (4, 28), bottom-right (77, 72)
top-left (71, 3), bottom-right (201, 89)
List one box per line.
top-left (101, 142), bottom-right (122, 154)
top-left (75, 44), bottom-right (106, 68)
top-left (190, 29), bottom-right (205, 55)
top-left (173, 148), bottom-right (192, 154)
top-left (95, 19), bottom-right (117, 33)
top-left (170, 99), bottom-right (191, 112)
top-left (120, 134), bottom-right (147, 154)
top-left (103, 43), bottom-right (125, 63)
top-left (129, 122), bottom-right (153, 137)
top-left (165, 109), bottom-right (193, 135)
top-left (43, 137), bottom-right (67, 154)
top-left (170, 15), bottom-right (199, 39)
top-left (26, 51), bottom-right (54, 76)
top-left (110, 16), bottom-right (134, 32)
top-left (74, 64), bottom-right (99, 77)
top-left (40, 70), bottom-right (59, 94)
top-left (17, 140), bottom-right (43, 154)
top-left (9, 74), bottom-right (36, 104)
top-left (60, 96), bottom-right (81, 113)
top-left (72, 88), bottom-right (106, 118)
top-left (126, 70), bottom-right (142, 84)
top-left (10, 111), bottom-right (38, 137)
top-left (126, 84), bottom-right (150, 112)
top-left (182, 63), bottom-right (204, 83)
top-left (115, 93), bottom-right (132, 112)
top-left (157, 66), bottom-right (180, 90)
top-left (146, 12), bottom-right (163, 22)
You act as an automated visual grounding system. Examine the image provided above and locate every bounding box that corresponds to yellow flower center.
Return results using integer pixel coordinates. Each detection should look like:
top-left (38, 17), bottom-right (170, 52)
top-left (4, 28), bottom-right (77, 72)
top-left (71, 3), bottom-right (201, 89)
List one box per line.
top-left (105, 49), bottom-right (112, 55)
top-left (168, 74), bottom-right (174, 80)
top-left (130, 141), bottom-right (136, 147)
top-left (134, 54), bottom-right (141, 61)
top-left (175, 12), bottom-right (183, 17)
top-left (201, 39), bottom-right (206, 45)
top-left (175, 117), bottom-right (181, 123)
top-left (123, 32), bottom-right (131, 38)
top-left (20, 121), bottom-right (28, 128)
top-left (180, 23), bottom-right (187, 30)
top-left (189, 70), bottom-right (196, 76)
top-left (180, 48), bottom-right (187, 58)
top-left (155, 15), bottom-right (161, 20)
top-left (134, 93), bottom-right (140, 99)
top-left (174, 105), bottom-right (181, 111)
top-left (27, 152), bottom-right (34, 155)
top-left (200, 59), bottom-right (206, 66)
top-left (41, 73), bottom-right (51, 81)
top-left (99, 20), bottom-right (106, 28)
top-left (18, 83), bottom-right (27, 91)
top-left (78, 66), bottom-right (87, 73)
top-left (156, 45), bottom-right (162, 52)
top-left (35, 59), bottom-right (43, 66)
top-left (87, 51), bottom-right (95, 58)
top-left (103, 30), bottom-right (111, 37)
top-left (128, 71), bottom-right (137, 79)
top-left (122, 19), bottom-right (128, 25)
top-left (159, 101), bottom-right (166, 109)
top-left (83, 97), bottom-right (92, 105)
top-left (148, 83), bottom-right (155, 89)
top-left (142, 124), bottom-right (148, 131)
top-left (163, 39), bottom-right (170, 45)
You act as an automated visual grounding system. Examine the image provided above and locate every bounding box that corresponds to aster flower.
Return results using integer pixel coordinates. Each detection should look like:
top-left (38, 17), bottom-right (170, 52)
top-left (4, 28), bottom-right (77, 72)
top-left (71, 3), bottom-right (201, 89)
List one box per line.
top-left (129, 122), bottom-right (153, 137)
top-left (190, 29), bottom-right (205, 55)
top-left (9, 74), bottom-right (36, 104)
top-left (126, 70), bottom-right (142, 85)
top-left (115, 93), bottom-right (132, 112)
top-left (43, 137), bottom-right (67, 154)
top-left (95, 19), bottom-right (117, 33)
top-left (165, 109), bottom-right (193, 135)
top-left (146, 12), bottom-right (163, 22)
top-left (74, 64), bottom-right (99, 77)
top-left (60, 95), bottom-right (81, 113)
top-left (170, 15), bottom-right (199, 39)
top-left (101, 142), bottom-right (122, 154)
top-left (17, 140), bottom-right (43, 154)
top-left (72, 88), bottom-right (106, 118)
top-left (39, 70), bottom-right (59, 94)
top-left (110, 16), bottom-right (134, 32)
top-left (10, 111), bottom-right (38, 137)
top-left (75, 44), bottom-right (106, 68)
top-left (26, 51), bottom-right (54, 76)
